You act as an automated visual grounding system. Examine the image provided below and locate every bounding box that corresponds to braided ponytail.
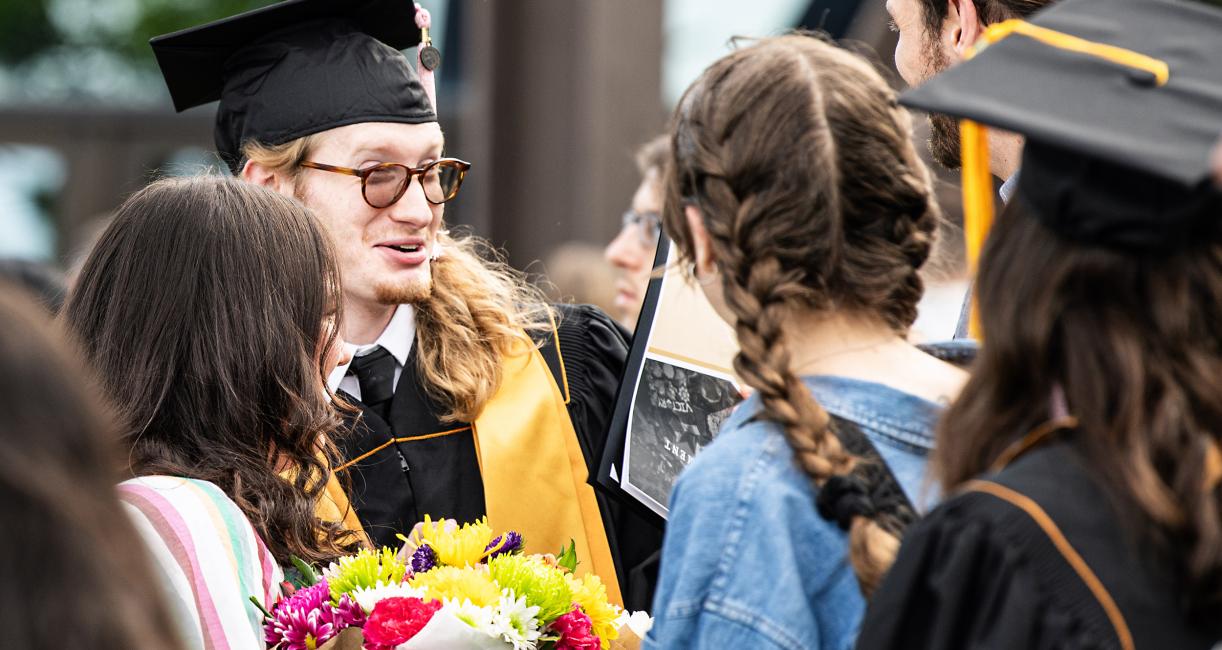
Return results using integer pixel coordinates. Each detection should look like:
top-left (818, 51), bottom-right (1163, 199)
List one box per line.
top-left (663, 34), bottom-right (940, 594)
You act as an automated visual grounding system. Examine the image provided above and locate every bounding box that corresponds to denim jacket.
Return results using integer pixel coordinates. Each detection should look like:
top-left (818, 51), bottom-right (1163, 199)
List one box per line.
top-left (644, 367), bottom-right (956, 650)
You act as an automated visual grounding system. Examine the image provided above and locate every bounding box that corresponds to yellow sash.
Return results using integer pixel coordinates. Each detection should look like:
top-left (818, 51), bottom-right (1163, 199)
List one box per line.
top-left (472, 335), bottom-right (621, 606)
top-left (317, 333), bottom-right (622, 605)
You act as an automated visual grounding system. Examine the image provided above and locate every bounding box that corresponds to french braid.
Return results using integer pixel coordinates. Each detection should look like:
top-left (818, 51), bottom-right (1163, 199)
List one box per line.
top-left (663, 34), bottom-right (940, 594)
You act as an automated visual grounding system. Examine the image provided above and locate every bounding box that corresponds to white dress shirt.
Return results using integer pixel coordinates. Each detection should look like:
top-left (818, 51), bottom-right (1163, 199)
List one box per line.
top-left (327, 304), bottom-right (416, 401)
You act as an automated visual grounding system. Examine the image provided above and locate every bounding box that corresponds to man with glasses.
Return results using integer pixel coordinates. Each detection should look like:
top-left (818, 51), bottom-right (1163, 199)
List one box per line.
top-left (152, 0), bottom-right (660, 609)
top-left (605, 135), bottom-right (667, 331)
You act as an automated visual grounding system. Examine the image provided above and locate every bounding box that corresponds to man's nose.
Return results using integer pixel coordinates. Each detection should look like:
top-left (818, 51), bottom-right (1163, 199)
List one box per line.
top-left (605, 227), bottom-right (639, 269)
top-left (384, 177), bottom-right (435, 229)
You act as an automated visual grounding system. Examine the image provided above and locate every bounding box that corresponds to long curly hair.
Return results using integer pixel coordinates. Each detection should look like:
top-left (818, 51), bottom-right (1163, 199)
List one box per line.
top-left (937, 199), bottom-right (1222, 620)
top-left (663, 34), bottom-right (940, 594)
top-left (64, 176), bottom-right (360, 565)
top-left (242, 139), bottom-right (552, 423)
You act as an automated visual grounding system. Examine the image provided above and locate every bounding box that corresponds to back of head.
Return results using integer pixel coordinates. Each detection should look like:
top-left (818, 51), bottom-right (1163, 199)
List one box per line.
top-left (0, 285), bottom-right (182, 649)
top-left (663, 34), bottom-right (940, 593)
top-left (941, 191), bottom-right (1222, 619)
top-left (63, 175), bottom-right (354, 564)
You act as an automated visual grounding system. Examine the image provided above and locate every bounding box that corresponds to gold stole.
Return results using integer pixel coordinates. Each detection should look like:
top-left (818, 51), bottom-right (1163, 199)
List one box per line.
top-left (472, 337), bottom-right (622, 606)
top-left (316, 332), bottom-right (622, 605)
top-left (320, 473), bottom-right (369, 545)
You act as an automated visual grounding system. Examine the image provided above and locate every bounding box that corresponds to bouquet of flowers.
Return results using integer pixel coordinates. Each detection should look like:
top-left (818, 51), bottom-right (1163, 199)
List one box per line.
top-left (257, 517), bottom-right (651, 650)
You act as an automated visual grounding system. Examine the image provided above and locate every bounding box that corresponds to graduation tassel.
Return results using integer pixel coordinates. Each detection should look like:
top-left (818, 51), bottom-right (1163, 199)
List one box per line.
top-left (960, 118), bottom-right (992, 341)
top-left (415, 3), bottom-right (440, 112)
top-left (957, 20), bottom-right (1170, 341)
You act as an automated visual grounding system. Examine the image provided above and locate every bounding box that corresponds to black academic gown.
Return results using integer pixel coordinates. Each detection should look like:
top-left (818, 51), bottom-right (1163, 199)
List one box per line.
top-left (335, 303), bottom-right (663, 611)
top-left (858, 439), bottom-right (1221, 650)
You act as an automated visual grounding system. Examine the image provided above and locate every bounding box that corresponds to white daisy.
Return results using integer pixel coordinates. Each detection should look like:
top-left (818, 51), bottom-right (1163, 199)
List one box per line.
top-left (442, 597), bottom-right (501, 639)
top-left (349, 580), bottom-right (427, 613)
top-left (491, 591), bottom-right (542, 650)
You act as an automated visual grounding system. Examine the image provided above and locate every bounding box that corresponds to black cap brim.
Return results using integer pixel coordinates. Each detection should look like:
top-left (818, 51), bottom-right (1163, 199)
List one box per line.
top-left (900, 0), bottom-right (1222, 188)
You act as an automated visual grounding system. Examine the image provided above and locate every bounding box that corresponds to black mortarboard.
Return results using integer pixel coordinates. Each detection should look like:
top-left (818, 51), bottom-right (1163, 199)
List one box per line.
top-left (900, 0), bottom-right (1222, 252)
top-left (151, 0), bottom-right (436, 173)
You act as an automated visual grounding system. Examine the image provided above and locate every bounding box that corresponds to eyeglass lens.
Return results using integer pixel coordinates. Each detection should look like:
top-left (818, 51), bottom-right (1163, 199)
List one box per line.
top-left (364, 161), bottom-right (465, 208)
top-left (622, 210), bottom-right (662, 246)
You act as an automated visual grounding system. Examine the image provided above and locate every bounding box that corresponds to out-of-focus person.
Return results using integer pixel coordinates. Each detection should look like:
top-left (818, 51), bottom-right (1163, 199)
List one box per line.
top-left (543, 241), bottom-right (619, 318)
top-left (0, 284), bottom-right (183, 649)
top-left (605, 135), bottom-right (668, 332)
top-left (887, 0), bottom-right (1058, 338)
top-left (861, 0), bottom-right (1222, 646)
top-left (644, 34), bottom-right (969, 650)
top-left (0, 258), bottom-right (65, 314)
top-left (64, 176), bottom-right (364, 648)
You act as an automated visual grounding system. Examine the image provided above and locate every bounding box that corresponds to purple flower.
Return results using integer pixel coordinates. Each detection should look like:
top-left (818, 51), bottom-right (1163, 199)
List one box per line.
top-left (484, 531), bottom-right (523, 559)
top-left (411, 544), bottom-right (437, 573)
top-left (264, 580), bottom-right (364, 650)
top-left (332, 594), bottom-right (367, 628)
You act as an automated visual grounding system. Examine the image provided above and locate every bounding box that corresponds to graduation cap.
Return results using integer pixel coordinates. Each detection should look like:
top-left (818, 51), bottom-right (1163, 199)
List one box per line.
top-left (899, 0), bottom-right (1222, 336)
top-left (151, 0), bottom-right (438, 173)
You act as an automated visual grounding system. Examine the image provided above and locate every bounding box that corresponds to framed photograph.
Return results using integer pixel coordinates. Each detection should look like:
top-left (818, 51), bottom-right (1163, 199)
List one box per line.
top-left (598, 237), bottom-right (744, 523)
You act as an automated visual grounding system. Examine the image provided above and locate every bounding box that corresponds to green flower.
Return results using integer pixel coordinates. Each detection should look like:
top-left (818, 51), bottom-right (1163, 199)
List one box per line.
top-left (324, 548), bottom-right (408, 601)
top-left (488, 554), bottom-right (574, 624)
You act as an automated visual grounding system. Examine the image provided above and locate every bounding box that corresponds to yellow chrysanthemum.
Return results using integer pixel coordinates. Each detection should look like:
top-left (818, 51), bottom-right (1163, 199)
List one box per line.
top-left (409, 566), bottom-right (502, 607)
top-left (418, 516), bottom-right (496, 568)
top-left (567, 572), bottom-right (623, 648)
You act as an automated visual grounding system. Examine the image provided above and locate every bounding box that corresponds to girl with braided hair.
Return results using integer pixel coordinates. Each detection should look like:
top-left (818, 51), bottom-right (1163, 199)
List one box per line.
top-left (643, 34), bottom-right (970, 650)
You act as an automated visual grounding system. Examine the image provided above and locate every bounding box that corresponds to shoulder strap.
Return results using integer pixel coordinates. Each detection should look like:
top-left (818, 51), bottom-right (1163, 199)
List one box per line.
top-left (825, 415), bottom-right (917, 529)
top-left (963, 479), bottom-right (1134, 650)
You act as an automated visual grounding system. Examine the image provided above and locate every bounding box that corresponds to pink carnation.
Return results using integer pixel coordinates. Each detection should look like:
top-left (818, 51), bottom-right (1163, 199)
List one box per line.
top-left (363, 596), bottom-right (442, 650)
top-left (551, 607), bottom-right (601, 650)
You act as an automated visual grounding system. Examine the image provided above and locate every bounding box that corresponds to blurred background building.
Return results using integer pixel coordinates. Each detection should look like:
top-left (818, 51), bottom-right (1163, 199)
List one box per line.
top-left (0, 0), bottom-right (964, 332)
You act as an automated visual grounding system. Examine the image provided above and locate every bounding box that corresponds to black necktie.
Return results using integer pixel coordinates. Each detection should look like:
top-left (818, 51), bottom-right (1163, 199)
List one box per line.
top-left (347, 346), bottom-right (396, 423)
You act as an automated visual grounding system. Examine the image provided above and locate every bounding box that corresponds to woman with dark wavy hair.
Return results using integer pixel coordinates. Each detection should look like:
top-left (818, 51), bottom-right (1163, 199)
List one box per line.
top-left (64, 175), bottom-right (362, 648)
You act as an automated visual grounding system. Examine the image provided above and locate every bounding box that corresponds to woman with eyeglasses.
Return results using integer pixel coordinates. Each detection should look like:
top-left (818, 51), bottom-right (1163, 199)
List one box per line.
top-left (643, 35), bottom-right (971, 650)
top-left (64, 176), bottom-right (364, 648)
top-left (605, 135), bottom-right (668, 331)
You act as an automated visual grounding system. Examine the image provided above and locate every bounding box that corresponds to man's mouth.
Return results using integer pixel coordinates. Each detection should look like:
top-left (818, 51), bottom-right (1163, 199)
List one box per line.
top-left (375, 239), bottom-right (430, 266)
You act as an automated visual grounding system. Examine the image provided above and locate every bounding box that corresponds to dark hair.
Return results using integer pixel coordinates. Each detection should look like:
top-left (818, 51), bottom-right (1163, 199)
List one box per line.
top-left (0, 284), bottom-right (184, 649)
top-left (937, 200), bottom-right (1222, 618)
top-left (918, 0), bottom-right (1052, 35)
top-left (63, 175), bottom-right (358, 565)
top-left (635, 135), bottom-right (670, 178)
top-left (663, 34), bottom-right (939, 594)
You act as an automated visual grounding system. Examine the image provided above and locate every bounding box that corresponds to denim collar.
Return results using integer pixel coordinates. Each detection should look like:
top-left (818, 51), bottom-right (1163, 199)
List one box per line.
top-left (724, 374), bottom-right (949, 453)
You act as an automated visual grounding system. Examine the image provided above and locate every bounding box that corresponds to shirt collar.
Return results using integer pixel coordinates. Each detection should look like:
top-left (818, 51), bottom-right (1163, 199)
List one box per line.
top-left (326, 304), bottom-right (416, 393)
top-left (355, 303), bottom-right (415, 366)
top-left (999, 169), bottom-right (1021, 204)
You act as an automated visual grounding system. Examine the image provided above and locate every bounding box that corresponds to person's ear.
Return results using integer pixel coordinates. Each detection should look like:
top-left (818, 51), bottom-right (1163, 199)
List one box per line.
top-left (241, 160), bottom-right (294, 196)
top-left (684, 205), bottom-right (717, 280)
top-left (946, 0), bottom-right (985, 59)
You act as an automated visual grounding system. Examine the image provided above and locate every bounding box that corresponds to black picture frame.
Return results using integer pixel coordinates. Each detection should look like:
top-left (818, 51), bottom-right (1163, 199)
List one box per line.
top-left (595, 235), bottom-right (742, 525)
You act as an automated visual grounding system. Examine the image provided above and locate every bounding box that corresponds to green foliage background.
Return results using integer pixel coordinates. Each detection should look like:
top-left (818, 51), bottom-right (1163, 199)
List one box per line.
top-left (0, 0), bottom-right (266, 66)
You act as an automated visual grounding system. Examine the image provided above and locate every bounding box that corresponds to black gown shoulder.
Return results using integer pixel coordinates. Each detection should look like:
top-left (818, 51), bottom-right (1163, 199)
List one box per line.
top-left (537, 303), bottom-right (664, 613)
top-left (858, 441), bottom-right (1220, 650)
top-left (536, 302), bottom-right (630, 468)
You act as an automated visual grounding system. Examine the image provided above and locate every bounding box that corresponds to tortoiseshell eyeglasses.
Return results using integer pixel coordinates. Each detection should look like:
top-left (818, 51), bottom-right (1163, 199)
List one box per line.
top-left (299, 158), bottom-right (471, 208)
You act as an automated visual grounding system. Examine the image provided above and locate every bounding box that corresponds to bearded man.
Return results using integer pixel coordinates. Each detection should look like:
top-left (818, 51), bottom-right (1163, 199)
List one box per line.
top-left (151, 0), bottom-right (660, 608)
top-left (887, 0), bottom-right (1055, 197)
